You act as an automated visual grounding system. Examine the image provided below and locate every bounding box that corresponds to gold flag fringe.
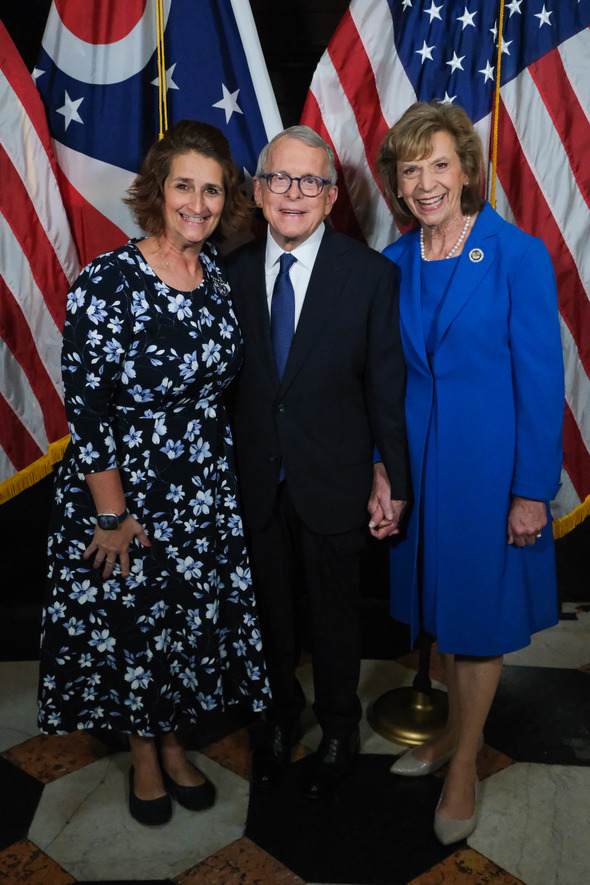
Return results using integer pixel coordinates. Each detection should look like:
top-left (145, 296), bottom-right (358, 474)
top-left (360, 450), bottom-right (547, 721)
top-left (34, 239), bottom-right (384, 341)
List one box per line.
top-left (0, 436), bottom-right (69, 506)
top-left (552, 495), bottom-right (590, 539)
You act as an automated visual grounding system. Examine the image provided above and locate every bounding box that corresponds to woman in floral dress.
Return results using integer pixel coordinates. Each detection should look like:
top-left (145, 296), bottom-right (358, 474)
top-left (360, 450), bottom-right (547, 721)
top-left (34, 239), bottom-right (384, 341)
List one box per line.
top-left (38, 121), bottom-right (269, 824)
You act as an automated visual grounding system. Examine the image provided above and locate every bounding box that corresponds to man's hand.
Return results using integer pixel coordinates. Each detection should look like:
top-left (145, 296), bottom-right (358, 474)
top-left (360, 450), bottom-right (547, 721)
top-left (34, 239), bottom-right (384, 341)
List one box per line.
top-left (368, 462), bottom-right (407, 540)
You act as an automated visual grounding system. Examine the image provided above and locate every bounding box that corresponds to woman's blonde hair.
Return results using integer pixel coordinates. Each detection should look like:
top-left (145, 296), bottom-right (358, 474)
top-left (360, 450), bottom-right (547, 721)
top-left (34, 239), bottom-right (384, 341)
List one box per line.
top-left (376, 101), bottom-right (485, 227)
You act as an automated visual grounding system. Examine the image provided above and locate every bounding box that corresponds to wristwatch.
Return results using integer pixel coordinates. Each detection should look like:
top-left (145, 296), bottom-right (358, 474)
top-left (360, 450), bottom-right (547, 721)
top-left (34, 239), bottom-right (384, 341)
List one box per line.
top-left (96, 508), bottom-right (129, 530)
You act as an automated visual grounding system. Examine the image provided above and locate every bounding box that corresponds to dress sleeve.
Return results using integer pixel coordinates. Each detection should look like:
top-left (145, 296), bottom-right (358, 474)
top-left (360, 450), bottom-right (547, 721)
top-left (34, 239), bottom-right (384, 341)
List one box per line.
top-left (62, 251), bottom-right (134, 474)
top-left (508, 236), bottom-right (564, 501)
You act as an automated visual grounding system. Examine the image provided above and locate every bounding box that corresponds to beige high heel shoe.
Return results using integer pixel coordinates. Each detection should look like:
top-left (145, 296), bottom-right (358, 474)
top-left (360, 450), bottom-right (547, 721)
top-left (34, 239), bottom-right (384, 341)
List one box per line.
top-left (434, 780), bottom-right (480, 845)
top-left (390, 733), bottom-right (484, 777)
top-left (390, 745), bottom-right (455, 776)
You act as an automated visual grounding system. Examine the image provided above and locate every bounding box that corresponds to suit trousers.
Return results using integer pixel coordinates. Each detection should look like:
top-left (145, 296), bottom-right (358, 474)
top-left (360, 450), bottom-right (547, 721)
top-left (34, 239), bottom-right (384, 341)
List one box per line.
top-left (247, 480), bottom-right (365, 737)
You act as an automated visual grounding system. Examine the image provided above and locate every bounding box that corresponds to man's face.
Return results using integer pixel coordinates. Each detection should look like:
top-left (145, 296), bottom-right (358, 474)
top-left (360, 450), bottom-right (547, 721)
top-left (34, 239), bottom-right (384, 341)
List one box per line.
top-left (253, 135), bottom-right (338, 251)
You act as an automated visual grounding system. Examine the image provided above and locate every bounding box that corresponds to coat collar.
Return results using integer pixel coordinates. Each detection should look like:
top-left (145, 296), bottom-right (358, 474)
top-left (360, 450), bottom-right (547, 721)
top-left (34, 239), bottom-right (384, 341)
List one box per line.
top-left (398, 202), bottom-right (499, 368)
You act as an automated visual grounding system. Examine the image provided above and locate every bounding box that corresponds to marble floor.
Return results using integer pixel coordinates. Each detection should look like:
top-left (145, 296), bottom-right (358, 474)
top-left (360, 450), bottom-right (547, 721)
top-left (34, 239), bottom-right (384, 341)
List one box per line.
top-left (1, 603), bottom-right (589, 885)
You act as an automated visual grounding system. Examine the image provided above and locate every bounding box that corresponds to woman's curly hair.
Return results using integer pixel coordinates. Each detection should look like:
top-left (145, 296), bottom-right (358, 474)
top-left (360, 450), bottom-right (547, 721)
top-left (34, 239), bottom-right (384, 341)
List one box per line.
top-left (124, 119), bottom-right (252, 240)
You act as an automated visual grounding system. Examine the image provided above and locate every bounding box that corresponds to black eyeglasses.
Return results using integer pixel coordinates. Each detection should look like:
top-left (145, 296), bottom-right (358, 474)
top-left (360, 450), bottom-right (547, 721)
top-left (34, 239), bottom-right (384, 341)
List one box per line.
top-left (259, 172), bottom-right (332, 197)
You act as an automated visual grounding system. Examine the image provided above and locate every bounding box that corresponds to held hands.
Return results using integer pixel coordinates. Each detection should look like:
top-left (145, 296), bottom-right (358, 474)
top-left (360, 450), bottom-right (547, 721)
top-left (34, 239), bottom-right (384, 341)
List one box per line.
top-left (506, 495), bottom-right (547, 547)
top-left (83, 515), bottom-right (151, 579)
top-left (368, 461), bottom-right (407, 540)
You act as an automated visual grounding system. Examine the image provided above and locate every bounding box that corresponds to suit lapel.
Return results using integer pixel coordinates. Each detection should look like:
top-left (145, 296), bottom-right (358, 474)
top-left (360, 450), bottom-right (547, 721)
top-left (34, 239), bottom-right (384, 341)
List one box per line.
top-left (241, 237), bottom-right (280, 384)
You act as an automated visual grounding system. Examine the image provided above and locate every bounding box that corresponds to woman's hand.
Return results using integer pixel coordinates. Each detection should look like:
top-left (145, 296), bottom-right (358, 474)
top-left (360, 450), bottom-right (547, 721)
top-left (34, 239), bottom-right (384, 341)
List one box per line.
top-left (368, 462), bottom-right (407, 540)
top-left (506, 496), bottom-right (547, 547)
top-left (83, 515), bottom-right (151, 579)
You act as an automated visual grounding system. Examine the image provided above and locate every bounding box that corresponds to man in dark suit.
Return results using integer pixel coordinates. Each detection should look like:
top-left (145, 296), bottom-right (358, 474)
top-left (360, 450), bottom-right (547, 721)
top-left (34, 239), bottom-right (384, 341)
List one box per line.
top-left (226, 126), bottom-right (408, 798)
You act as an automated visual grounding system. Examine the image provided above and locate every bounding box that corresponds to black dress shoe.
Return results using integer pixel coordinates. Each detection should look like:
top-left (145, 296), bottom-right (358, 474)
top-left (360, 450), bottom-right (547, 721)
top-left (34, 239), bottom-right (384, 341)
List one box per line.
top-left (304, 728), bottom-right (360, 799)
top-left (128, 767), bottom-right (173, 825)
top-left (162, 765), bottom-right (216, 811)
top-left (252, 720), bottom-right (302, 785)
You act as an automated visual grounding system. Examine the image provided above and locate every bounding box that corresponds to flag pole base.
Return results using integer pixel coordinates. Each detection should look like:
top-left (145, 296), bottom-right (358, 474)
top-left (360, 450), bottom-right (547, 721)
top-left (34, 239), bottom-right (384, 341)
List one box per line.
top-left (367, 686), bottom-right (448, 746)
top-left (368, 630), bottom-right (448, 746)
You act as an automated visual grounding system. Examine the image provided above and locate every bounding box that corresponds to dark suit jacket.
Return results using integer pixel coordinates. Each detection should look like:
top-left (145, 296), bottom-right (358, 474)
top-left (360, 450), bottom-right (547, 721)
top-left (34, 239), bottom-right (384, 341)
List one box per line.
top-left (226, 225), bottom-right (408, 535)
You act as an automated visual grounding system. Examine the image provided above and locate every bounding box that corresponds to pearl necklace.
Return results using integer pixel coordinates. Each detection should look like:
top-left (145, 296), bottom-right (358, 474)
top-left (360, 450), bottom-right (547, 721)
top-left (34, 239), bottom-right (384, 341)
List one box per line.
top-left (420, 215), bottom-right (471, 261)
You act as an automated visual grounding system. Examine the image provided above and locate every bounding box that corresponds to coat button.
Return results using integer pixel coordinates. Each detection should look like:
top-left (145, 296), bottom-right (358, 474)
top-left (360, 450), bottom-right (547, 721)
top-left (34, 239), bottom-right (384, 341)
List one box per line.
top-left (268, 454), bottom-right (279, 463)
top-left (277, 403), bottom-right (286, 413)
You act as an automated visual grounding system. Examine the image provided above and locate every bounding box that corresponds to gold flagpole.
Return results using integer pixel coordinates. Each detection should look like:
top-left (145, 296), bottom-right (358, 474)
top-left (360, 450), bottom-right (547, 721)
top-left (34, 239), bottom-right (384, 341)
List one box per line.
top-left (156, 0), bottom-right (169, 138)
top-left (490, 0), bottom-right (506, 208)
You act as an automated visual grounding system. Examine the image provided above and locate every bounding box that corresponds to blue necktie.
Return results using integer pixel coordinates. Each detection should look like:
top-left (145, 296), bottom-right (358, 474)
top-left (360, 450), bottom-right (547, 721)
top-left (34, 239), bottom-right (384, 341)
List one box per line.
top-left (271, 252), bottom-right (297, 379)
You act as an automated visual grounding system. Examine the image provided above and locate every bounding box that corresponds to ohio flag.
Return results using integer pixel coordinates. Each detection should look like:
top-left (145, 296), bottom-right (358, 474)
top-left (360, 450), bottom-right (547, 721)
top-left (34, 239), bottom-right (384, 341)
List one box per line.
top-left (34, 0), bottom-right (282, 266)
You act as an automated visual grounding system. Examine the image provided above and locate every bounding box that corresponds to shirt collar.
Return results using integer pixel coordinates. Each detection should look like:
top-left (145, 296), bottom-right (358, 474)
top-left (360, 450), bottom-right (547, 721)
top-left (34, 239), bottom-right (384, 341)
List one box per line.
top-left (265, 223), bottom-right (326, 272)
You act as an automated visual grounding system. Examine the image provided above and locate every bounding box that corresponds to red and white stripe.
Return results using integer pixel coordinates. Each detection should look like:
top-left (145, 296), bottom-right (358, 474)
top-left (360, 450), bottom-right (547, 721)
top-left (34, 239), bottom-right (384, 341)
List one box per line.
top-left (302, 1), bottom-right (404, 249)
top-left (301, 1), bottom-right (590, 522)
top-left (494, 28), bottom-right (590, 520)
top-left (0, 22), bottom-right (79, 484)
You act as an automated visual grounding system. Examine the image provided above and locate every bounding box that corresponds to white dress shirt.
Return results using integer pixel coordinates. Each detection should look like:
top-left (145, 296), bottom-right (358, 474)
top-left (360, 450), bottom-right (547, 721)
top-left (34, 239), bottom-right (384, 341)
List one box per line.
top-left (264, 224), bottom-right (326, 329)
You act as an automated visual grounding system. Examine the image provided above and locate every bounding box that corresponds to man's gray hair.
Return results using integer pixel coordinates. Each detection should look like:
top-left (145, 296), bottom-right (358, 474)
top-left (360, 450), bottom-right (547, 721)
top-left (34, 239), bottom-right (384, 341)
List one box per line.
top-left (255, 125), bottom-right (337, 185)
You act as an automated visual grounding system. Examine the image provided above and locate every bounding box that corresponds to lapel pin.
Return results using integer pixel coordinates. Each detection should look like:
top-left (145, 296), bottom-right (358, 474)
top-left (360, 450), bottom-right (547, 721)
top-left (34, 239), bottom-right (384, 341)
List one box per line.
top-left (469, 248), bottom-right (484, 263)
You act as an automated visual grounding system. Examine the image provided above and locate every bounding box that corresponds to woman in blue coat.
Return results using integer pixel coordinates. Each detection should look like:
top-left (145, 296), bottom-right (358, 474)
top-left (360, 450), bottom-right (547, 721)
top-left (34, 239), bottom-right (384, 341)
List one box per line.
top-left (370, 101), bottom-right (564, 845)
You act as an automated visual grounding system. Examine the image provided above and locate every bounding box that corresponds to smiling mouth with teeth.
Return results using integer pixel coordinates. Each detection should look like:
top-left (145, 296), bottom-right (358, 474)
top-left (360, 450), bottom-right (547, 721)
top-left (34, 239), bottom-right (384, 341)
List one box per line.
top-left (418, 195), bottom-right (444, 206)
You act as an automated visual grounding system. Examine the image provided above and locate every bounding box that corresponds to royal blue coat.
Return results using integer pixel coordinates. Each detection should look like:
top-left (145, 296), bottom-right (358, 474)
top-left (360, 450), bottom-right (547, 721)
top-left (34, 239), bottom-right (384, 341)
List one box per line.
top-left (383, 202), bottom-right (564, 655)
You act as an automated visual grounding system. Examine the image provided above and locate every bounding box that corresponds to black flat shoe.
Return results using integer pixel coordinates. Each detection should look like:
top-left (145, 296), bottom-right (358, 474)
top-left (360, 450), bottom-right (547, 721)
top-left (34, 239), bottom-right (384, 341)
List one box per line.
top-left (128, 766), bottom-right (172, 825)
top-left (162, 765), bottom-right (216, 811)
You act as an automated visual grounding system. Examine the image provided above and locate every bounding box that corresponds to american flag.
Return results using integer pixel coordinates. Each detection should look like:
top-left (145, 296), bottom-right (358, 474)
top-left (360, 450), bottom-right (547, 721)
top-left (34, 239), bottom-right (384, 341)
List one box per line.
top-left (301, 0), bottom-right (590, 533)
top-left (33, 0), bottom-right (282, 267)
top-left (0, 21), bottom-right (78, 500)
top-left (0, 0), bottom-right (281, 495)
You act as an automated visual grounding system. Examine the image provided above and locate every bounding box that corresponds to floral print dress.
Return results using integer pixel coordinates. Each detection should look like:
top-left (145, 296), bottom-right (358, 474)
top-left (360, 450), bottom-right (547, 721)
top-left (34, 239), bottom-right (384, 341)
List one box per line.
top-left (38, 240), bottom-right (270, 736)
